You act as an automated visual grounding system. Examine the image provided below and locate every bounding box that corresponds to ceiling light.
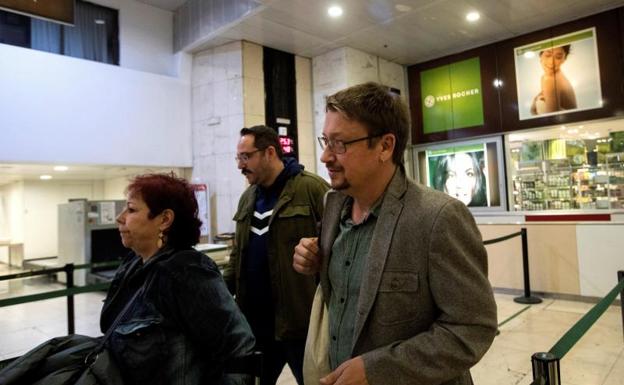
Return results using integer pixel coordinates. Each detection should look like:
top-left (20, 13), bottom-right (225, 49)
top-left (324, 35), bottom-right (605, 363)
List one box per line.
top-left (328, 5), bottom-right (343, 18)
top-left (40, 175), bottom-right (52, 180)
top-left (466, 11), bottom-right (480, 22)
top-left (54, 165), bottom-right (69, 171)
top-left (493, 79), bottom-right (503, 88)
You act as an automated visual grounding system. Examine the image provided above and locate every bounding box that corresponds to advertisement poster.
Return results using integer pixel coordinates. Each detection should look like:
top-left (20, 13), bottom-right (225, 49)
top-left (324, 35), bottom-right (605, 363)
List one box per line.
top-left (426, 144), bottom-right (490, 207)
top-left (514, 28), bottom-right (602, 120)
top-left (99, 201), bottom-right (116, 225)
top-left (420, 57), bottom-right (484, 134)
top-left (192, 184), bottom-right (209, 237)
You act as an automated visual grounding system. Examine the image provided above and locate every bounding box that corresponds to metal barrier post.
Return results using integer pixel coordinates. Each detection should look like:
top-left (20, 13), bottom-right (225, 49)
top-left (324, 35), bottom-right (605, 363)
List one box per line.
top-left (531, 352), bottom-right (560, 385)
top-left (619, 270), bottom-right (624, 341)
top-left (64, 263), bottom-right (75, 335)
top-left (514, 228), bottom-right (542, 304)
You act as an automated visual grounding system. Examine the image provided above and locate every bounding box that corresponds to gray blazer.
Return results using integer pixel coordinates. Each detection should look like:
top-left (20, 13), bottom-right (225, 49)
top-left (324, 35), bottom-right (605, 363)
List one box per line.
top-left (319, 169), bottom-right (497, 385)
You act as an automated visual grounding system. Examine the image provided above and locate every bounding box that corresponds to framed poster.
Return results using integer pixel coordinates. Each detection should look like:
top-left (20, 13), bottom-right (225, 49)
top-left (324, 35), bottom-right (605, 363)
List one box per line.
top-left (192, 184), bottom-right (210, 238)
top-left (426, 144), bottom-right (489, 207)
top-left (514, 28), bottom-right (602, 120)
top-left (413, 136), bottom-right (505, 211)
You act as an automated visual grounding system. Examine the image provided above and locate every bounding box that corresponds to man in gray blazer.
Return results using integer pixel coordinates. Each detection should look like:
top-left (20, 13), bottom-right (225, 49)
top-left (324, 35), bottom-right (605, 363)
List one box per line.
top-left (293, 82), bottom-right (497, 385)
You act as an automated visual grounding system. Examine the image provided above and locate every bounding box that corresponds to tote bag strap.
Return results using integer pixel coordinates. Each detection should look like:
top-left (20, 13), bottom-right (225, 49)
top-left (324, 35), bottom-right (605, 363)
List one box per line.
top-left (85, 285), bottom-right (144, 366)
top-left (88, 260), bottom-right (146, 362)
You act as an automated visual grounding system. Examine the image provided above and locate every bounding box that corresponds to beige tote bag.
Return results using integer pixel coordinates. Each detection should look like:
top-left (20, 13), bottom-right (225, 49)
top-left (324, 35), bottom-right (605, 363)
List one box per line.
top-left (303, 284), bottom-right (331, 385)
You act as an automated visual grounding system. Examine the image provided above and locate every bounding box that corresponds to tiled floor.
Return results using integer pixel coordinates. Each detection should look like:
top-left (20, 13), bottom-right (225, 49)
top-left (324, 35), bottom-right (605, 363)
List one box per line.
top-left (1, 264), bottom-right (622, 384)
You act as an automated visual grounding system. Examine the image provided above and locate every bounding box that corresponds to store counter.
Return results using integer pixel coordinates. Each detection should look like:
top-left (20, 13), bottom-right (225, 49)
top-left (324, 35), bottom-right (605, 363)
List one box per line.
top-left (474, 211), bottom-right (624, 300)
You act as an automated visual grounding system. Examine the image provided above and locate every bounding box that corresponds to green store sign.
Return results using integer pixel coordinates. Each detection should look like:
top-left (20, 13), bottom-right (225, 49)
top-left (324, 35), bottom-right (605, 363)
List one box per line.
top-left (420, 57), bottom-right (484, 134)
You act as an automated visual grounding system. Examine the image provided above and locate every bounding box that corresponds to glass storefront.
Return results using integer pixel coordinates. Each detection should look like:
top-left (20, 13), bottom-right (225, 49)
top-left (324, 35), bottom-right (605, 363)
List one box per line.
top-left (506, 118), bottom-right (624, 211)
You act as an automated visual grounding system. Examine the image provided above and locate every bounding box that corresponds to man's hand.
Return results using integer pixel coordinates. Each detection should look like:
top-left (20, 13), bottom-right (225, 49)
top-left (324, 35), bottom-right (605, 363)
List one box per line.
top-left (320, 356), bottom-right (369, 385)
top-left (293, 237), bottom-right (321, 275)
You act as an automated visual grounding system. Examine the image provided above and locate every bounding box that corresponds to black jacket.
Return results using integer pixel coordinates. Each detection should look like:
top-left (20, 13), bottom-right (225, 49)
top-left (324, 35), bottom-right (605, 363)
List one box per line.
top-left (101, 247), bottom-right (255, 385)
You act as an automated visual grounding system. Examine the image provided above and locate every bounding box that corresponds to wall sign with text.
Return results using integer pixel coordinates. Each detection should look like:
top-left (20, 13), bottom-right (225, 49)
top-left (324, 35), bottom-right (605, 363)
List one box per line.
top-left (514, 28), bottom-right (602, 121)
top-left (420, 57), bottom-right (484, 134)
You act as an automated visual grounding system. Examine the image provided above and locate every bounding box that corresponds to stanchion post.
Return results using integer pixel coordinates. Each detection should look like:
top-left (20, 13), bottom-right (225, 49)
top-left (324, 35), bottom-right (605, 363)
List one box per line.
top-left (619, 270), bottom-right (624, 341)
top-left (514, 228), bottom-right (542, 304)
top-left (531, 352), bottom-right (561, 385)
top-left (65, 263), bottom-right (75, 335)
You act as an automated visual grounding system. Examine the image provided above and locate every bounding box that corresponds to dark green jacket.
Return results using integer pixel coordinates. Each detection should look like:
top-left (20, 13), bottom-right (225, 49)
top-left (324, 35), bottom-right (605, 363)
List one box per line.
top-left (225, 170), bottom-right (329, 341)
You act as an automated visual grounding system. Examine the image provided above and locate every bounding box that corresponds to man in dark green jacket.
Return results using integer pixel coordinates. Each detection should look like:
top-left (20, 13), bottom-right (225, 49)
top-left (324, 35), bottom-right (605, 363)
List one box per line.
top-left (225, 125), bottom-right (329, 385)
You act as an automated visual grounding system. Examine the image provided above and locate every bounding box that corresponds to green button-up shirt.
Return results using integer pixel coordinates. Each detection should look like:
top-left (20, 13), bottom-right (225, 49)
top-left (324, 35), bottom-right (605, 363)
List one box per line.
top-left (327, 197), bottom-right (381, 369)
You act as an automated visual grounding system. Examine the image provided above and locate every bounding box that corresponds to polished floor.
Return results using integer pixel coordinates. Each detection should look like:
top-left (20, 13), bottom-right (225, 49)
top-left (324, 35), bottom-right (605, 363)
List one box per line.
top-left (0, 263), bottom-right (622, 385)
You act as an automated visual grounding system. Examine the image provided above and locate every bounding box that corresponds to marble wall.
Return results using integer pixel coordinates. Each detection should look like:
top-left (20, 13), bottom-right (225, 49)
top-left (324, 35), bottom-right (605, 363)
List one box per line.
top-left (191, 41), bottom-right (247, 237)
top-left (295, 56), bottom-right (316, 171)
top-left (312, 47), bottom-right (407, 179)
top-left (243, 42), bottom-right (265, 128)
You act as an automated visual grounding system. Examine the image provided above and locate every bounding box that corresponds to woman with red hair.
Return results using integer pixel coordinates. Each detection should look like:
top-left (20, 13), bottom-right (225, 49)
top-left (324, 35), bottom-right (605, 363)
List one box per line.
top-left (101, 173), bottom-right (255, 384)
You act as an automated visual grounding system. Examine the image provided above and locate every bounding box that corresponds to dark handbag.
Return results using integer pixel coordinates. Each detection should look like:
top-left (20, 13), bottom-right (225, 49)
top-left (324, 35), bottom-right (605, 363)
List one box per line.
top-left (0, 286), bottom-right (143, 385)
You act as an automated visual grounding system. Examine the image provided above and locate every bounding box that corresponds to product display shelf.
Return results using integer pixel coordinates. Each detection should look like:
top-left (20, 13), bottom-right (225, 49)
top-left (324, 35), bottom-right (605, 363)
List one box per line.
top-left (605, 153), bottom-right (624, 209)
top-left (513, 160), bottom-right (574, 211)
top-left (571, 154), bottom-right (624, 210)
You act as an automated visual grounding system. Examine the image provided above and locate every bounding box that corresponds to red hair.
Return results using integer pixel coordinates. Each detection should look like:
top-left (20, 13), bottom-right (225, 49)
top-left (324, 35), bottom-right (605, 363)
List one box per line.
top-left (127, 173), bottom-right (201, 249)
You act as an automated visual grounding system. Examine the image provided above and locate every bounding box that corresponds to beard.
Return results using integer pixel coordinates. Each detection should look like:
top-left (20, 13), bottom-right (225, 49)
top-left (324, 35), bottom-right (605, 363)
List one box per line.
top-left (326, 163), bottom-right (350, 190)
top-left (332, 179), bottom-right (350, 190)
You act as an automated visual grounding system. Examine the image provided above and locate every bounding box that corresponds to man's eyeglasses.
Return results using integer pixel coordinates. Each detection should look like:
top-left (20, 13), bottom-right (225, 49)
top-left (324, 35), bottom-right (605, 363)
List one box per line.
top-left (235, 149), bottom-right (262, 163)
top-left (317, 134), bottom-right (382, 154)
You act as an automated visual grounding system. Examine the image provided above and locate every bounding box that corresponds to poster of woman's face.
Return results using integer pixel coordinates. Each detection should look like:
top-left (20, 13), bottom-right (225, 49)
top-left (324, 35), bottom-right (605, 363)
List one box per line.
top-left (428, 149), bottom-right (488, 207)
top-left (514, 28), bottom-right (602, 120)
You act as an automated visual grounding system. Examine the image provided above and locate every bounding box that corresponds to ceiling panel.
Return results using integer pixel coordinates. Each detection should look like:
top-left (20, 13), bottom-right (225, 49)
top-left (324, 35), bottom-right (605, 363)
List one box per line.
top-left (136, 0), bottom-right (187, 11)
top-left (257, 0), bottom-right (381, 42)
top-left (223, 16), bottom-right (329, 54)
top-left (194, 0), bottom-right (624, 64)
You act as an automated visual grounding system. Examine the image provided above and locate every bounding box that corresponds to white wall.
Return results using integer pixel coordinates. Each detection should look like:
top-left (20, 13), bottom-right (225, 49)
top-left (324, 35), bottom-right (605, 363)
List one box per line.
top-left (0, 43), bottom-right (192, 167)
top-left (22, 180), bottom-right (102, 259)
top-left (91, 0), bottom-right (177, 76)
top-left (5, 182), bottom-right (25, 244)
top-left (576, 225), bottom-right (624, 298)
top-left (103, 176), bottom-right (131, 200)
top-left (190, 41), bottom-right (246, 236)
top-left (0, 193), bottom-right (8, 239)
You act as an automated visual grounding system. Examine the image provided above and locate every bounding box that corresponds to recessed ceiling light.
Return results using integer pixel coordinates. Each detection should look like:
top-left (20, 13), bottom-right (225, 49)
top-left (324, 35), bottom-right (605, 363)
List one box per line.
top-left (466, 11), bottom-right (480, 22)
top-left (492, 79), bottom-right (503, 88)
top-left (54, 165), bottom-right (69, 171)
top-left (328, 5), bottom-right (343, 18)
top-left (40, 175), bottom-right (52, 180)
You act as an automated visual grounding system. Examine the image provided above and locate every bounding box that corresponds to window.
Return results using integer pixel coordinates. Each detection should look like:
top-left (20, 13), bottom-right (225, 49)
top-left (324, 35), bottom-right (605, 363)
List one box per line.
top-left (0, 0), bottom-right (119, 65)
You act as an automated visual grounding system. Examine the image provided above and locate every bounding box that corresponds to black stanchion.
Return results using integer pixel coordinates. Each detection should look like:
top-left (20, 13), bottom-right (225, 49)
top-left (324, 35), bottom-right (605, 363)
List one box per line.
top-left (531, 352), bottom-right (560, 385)
top-left (64, 263), bottom-right (75, 335)
top-left (514, 228), bottom-right (542, 304)
top-left (619, 270), bottom-right (624, 340)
